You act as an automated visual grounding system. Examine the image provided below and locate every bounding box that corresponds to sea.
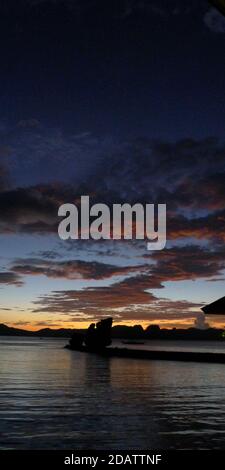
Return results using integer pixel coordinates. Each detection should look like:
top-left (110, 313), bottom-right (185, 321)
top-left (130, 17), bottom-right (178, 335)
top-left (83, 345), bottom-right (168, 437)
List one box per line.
top-left (0, 337), bottom-right (225, 450)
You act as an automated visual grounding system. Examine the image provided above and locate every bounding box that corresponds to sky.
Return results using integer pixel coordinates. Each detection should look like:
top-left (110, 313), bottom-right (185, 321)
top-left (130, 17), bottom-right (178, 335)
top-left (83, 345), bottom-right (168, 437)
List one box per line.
top-left (0, 0), bottom-right (225, 330)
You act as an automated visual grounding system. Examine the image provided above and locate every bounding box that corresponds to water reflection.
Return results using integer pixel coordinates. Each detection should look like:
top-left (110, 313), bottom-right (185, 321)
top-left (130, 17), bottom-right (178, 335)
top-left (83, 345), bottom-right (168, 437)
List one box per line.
top-left (0, 337), bottom-right (225, 449)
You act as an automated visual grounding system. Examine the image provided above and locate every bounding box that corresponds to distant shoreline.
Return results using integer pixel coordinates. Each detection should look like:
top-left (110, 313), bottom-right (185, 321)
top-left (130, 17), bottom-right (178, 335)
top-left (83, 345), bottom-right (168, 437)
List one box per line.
top-left (1, 323), bottom-right (224, 341)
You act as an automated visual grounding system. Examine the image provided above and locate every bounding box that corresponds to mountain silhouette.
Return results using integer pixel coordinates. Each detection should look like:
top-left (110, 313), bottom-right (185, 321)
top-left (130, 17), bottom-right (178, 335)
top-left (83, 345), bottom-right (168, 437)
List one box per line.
top-left (0, 321), bottom-right (224, 341)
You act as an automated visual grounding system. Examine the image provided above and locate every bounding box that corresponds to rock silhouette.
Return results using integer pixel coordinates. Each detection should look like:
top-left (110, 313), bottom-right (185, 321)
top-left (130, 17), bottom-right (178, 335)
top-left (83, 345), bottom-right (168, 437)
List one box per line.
top-left (65, 317), bottom-right (225, 363)
top-left (68, 318), bottom-right (113, 351)
top-left (69, 331), bottom-right (84, 350)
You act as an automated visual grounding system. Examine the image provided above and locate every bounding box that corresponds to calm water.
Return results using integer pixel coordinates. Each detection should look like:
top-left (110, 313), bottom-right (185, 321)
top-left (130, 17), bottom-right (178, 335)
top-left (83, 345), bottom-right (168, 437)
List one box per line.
top-left (0, 337), bottom-right (225, 450)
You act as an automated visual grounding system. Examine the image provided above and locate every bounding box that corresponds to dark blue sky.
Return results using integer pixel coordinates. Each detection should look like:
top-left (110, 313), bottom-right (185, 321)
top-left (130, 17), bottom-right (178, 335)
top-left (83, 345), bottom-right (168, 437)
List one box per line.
top-left (0, 0), bottom-right (225, 329)
top-left (0, 0), bottom-right (225, 140)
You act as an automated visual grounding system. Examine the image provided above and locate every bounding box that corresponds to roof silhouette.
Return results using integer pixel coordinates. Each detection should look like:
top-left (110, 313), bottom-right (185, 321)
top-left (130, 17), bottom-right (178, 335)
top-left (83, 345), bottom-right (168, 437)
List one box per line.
top-left (202, 296), bottom-right (225, 315)
top-left (209, 1), bottom-right (225, 18)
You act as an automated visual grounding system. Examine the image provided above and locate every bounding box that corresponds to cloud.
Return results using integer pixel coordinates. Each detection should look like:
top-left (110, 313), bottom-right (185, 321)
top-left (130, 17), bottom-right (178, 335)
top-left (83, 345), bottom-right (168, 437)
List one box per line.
top-left (16, 119), bottom-right (40, 129)
top-left (0, 146), bottom-right (11, 158)
top-left (167, 209), bottom-right (225, 243)
top-left (25, 0), bottom-right (84, 6)
top-left (12, 258), bottom-right (146, 280)
top-left (0, 121), bottom-right (112, 188)
top-left (160, 172), bottom-right (225, 212)
top-left (0, 272), bottom-right (23, 286)
top-left (123, 0), bottom-right (204, 17)
top-left (30, 242), bottom-right (225, 323)
top-left (0, 183), bottom-right (71, 234)
top-left (204, 7), bottom-right (225, 33)
top-left (11, 241), bottom-right (225, 295)
top-left (194, 312), bottom-right (210, 329)
top-left (33, 273), bottom-right (160, 316)
top-left (0, 165), bottom-right (9, 192)
top-left (33, 282), bottom-right (201, 324)
top-left (29, 250), bottom-right (62, 260)
top-left (94, 137), bottom-right (225, 206)
top-left (150, 244), bottom-right (225, 281)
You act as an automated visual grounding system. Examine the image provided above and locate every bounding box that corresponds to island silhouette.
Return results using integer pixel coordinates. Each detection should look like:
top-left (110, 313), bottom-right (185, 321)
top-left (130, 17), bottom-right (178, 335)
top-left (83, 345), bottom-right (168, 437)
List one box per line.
top-left (1, 296), bottom-right (225, 347)
top-left (1, 320), bottom-right (225, 341)
top-left (63, 316), bottom-right (225, 364)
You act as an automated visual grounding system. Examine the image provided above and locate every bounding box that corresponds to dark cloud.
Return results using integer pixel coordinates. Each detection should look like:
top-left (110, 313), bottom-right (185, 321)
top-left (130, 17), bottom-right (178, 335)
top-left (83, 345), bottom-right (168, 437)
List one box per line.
top-left (0, 183), bottom-right (70, 234)
top-left (19, 0), bottom-right (206, 23)
top-left (0, 145), bottom-right (11, 158)
top-left (11, 243), bottom-right (225, 293)
top-left (120, 0), bottom-right (205, 19)
top-left (16, 118), bottom-right (40, 129)
top-left (150, 245), bottom-right (225, 281)
top-left (12, 258), bottom-right (146, 280)
top-left (0, 165), bottom-right (9, 192)
top-left (204, 7), bottom-right (225, 33)
top-left (0, 121), bottom-right (112, 188)
top-left (29, 250), bottom-right (61, 259)
top-left (168, 209), bottom-right (225, 243)
top-left (93, 137), bottom-right (225, 205)
top-left (0, 136), bottom-right (225, 243)
top-left (0, 139), bottom-right (225, 240)
top-left (160, 172), bottom-right (225, 212)
top-left (0, 271), bottom-right (23, 286)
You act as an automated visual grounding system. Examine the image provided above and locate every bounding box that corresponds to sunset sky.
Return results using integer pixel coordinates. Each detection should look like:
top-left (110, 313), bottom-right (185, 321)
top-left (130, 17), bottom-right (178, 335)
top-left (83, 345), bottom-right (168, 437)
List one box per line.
top-left (0, 0), bottom-right (225, 330)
